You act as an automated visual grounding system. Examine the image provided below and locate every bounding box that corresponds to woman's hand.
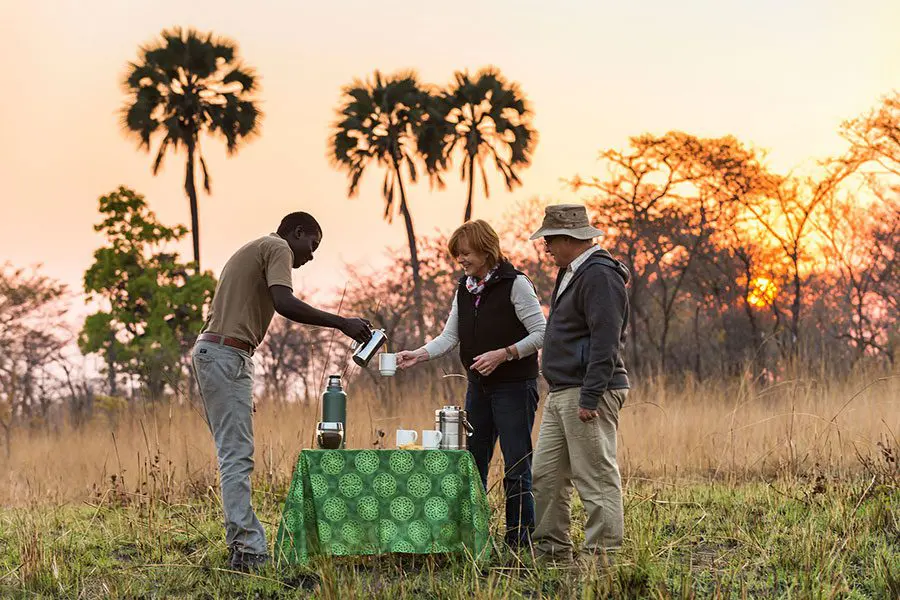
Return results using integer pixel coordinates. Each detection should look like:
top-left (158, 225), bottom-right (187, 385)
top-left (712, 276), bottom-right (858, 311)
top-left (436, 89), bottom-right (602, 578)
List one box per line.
top-left (396, 348), bottom-right (428, 370)
top-left (470, 349), bottom-right (507, 377)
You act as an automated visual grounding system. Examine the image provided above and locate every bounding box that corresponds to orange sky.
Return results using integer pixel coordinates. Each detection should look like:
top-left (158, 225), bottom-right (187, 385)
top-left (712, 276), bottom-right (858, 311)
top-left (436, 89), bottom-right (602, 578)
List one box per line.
top-left (2, 0), bottom-right (899, 312)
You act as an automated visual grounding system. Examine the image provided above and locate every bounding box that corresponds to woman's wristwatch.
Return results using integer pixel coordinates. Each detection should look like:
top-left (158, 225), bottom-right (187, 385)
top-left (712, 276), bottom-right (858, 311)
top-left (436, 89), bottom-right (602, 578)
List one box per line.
top-left (504, 346), bottom-right (515, 361)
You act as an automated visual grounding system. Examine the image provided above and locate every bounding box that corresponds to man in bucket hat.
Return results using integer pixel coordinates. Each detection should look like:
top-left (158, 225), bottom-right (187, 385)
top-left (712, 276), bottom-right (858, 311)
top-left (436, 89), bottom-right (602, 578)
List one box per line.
top-left (529, 204), bottom-right (631, 567)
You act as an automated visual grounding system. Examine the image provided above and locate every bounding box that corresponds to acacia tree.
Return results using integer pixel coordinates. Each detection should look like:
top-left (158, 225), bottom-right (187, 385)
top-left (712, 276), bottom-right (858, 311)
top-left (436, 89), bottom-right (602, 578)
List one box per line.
top-left (570, 132), bottom-right (769, 369)
top-left (704, 192), bottom-right (784, 369)
top-left (841, 91), bottom-right (900, 178)
top-left (815, 188), bottom-right (899, 363)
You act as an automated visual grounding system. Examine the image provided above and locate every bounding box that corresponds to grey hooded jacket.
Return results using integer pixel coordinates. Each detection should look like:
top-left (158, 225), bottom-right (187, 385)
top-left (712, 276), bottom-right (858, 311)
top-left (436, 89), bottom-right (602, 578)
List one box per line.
top-left (541, 249), bottom-right (631, 410)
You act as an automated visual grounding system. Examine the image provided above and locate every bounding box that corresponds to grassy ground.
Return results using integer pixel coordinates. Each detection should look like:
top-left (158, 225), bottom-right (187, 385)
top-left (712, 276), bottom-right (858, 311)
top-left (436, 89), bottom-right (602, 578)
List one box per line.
top-left (1, 475), bottom-right (897, 599)
top-left (1, 372), bottom-right (897, 597)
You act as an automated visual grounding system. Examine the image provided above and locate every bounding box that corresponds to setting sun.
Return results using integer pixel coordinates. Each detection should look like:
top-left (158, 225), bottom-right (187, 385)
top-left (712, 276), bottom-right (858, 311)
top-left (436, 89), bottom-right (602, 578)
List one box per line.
top-left (747, 276), bottom-right (778, 308)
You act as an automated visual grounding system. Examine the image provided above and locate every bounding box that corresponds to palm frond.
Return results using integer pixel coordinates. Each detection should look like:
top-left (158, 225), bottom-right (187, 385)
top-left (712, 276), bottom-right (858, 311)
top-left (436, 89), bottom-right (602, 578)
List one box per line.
top-left (184, 30), bottom-right (220, 79)
top-left (122, 26), bottom-right (262, 156)
top-left (232, 99), bottom-right (262, 142)
top-left (416, 102), bottom-right (453, 186)
top-left (348, 163), bottom-right (366, 196)
top-left (222, 65), bottom-right (259, 93)
top-left (404, 150), bottom-right (418, 183)
top-left (346, 87), bottom-right (375, 111)
top-left (208, 33), bottom-right (237, 63)
top-left (199, 152), bottom-right (212, 193)
top-left (135, 84), bottom-right (163, 106)
top-left (508, 123), bottom-right (536, 165)
top-left (478, 156), bottom-right (490, 198)
top-left (488, 145), bottom-right (521, 191)
top-left (123, 62), bottom-right (165, 91)
top-left (383, 170), bottom-right (395, 222)
top-left (162, 115), bottom-right (188, 148)
top-left (206, 95), bottom-right (261, 153)
top-left (330, 70), bottom-right (435, 221)
top-left (143, 41), bottom-right (180, 82)
top-left (331, 129), bottom-right (358, 165)
top-left (439, 66), bottom-right (537, 202)
top-left (152, 135), bottom-right (172, 174)
top-left (121, 100), bottom-right (159, 149)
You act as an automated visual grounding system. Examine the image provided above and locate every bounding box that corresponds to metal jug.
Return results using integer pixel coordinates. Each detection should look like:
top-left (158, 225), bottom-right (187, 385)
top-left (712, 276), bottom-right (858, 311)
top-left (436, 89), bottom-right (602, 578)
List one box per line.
top-left (435, 405), bottom-right (475, 450)
top-left (351, 328), bottom-right (388, 367)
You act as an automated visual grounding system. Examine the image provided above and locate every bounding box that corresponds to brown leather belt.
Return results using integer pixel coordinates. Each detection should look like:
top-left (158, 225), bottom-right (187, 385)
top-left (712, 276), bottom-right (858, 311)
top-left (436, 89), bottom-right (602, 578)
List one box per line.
top-left (197, 333), bottom-right (254, 355)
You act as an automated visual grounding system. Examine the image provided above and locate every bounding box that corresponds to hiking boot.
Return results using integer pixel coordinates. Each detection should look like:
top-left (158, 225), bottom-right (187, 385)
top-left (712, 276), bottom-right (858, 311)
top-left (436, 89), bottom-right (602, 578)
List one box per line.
top-left (533, 548), bottom-right (574, 568)
top-left (575, 550), bottom-right (616, 572)
top-left (231, 551), bottom-right (270, 572)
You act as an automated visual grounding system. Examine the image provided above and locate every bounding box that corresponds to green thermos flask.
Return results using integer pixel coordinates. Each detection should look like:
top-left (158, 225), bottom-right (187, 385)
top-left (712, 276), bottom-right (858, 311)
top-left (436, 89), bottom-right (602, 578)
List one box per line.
top-left (321, 375), bottom-right (347, 448)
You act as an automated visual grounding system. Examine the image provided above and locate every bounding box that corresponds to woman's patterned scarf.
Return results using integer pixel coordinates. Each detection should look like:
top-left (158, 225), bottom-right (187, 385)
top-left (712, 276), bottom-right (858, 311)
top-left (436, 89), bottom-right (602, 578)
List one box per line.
top-left (465, 264), bottom-right (499, 308)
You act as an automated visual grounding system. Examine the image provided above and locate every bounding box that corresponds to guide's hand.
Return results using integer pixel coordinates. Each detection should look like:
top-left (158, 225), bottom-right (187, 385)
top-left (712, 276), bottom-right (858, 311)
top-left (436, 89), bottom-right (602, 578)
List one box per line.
top-left (341, 317), bottom-right (372, 344)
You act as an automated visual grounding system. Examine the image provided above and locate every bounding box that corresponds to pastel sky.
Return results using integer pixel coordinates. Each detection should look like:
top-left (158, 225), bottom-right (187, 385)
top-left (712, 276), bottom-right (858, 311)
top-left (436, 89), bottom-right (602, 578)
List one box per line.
top-left (2, 0), bottom-right (898, 308)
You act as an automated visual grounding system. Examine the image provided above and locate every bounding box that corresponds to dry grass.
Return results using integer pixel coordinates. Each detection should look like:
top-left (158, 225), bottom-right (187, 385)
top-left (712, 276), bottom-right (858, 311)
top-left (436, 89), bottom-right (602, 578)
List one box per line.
top-left (1, 369), bottom-right (898, 598)
top-left (1, 369), bottom-right (897, 506)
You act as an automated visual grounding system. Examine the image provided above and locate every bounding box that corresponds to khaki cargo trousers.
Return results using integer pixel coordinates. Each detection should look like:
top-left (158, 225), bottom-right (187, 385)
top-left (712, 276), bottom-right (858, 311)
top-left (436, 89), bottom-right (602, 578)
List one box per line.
top-left (532, 386), bottom-right (628, 556)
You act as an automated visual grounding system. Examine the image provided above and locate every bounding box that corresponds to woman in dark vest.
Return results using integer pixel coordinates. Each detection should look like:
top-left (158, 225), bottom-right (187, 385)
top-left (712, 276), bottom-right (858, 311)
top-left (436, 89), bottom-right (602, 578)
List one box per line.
top-left (396, 220), bottom-right (546, 547)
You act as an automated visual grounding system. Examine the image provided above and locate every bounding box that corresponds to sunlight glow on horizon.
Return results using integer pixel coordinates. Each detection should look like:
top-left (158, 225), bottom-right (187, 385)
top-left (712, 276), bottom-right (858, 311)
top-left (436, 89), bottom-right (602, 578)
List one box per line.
top-left (2, 0), bottom-right (899, 309)
top-left (747, 277), bottom-right (778, 308)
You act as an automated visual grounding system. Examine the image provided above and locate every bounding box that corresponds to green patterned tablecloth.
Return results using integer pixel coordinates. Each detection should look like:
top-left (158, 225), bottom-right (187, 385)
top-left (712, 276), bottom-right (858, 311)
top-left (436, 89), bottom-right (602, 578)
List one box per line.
top-left (275, 449), bottom-right (491, 564)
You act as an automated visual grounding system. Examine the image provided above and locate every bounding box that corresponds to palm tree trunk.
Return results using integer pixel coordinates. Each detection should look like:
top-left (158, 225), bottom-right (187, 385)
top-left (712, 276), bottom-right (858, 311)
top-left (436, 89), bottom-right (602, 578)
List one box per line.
top-left (464, 153), bottom-right (476, 223)
top-left (393, 161), bottom-right (426, 345)
top-left (185, 138), bottom-right (201, 270)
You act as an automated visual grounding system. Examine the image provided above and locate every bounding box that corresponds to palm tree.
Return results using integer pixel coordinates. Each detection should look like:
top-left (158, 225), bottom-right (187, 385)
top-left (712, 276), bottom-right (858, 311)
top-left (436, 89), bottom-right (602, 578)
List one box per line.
top-left (428, 67), bottom-right (537, 223)
top-left (121, 27), bottom-right (262, 269)
top-left (330, 71), bottom-right (435, 343)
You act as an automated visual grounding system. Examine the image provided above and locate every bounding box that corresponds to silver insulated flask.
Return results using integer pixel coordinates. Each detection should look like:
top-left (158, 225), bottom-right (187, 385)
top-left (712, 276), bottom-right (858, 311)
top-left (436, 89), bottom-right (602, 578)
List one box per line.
top-left (351, 328), bottom-right (387, 367)
top-left (435, 405), bottom-right (475, 450)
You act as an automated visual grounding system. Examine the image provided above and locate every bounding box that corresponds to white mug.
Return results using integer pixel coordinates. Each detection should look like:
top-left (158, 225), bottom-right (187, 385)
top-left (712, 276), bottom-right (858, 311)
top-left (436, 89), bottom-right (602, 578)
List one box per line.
top-left (379, 353), bottom-right (397, 376)
top-left (396, 429), bottom-right (418, 447)
top-left (421, 429), bottom-right (443, 449)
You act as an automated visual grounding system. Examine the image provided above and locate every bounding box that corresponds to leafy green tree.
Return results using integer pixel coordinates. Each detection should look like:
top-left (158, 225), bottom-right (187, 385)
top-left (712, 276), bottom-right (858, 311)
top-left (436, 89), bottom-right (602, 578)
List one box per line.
top-left (121, 27), bottom-right (262, 269)
top-left (79, 187), bottom-right (216, 399)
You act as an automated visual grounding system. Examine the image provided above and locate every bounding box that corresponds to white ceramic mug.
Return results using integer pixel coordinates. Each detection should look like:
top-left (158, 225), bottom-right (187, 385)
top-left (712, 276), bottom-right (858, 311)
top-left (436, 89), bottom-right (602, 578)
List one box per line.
top-left (421, 429), bottom-right (443, 449)
top-left (379, 353), bottom-right (397, 376)
top-left (396, 429), bottom-right (418, 447)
